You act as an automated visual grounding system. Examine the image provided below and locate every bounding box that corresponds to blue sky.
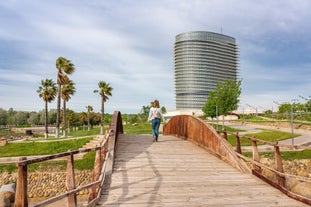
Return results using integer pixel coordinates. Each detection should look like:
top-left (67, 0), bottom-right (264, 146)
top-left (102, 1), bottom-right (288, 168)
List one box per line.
top-left (0, 0), bottom-right (311, 114)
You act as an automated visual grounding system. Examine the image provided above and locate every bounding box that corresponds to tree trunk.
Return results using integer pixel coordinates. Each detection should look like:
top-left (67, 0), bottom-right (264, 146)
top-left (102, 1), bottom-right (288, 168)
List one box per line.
top-left (67, 120), bottom-right (70, 133)
top-left (63, 100), bottom-right (67, 137)
top-left (101, 98), bottom-right (105, 135)
top-left (56, 83), bottom-right (61, 138)
top-left (45, 101), bottom-right (48, 139)
top-left (88, 111), bottom-right (90, 131)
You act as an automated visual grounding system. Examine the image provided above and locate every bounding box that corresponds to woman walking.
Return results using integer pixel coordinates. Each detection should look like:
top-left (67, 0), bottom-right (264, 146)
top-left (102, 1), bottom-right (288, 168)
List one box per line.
top-left (148, 100), bottom-right (163, 142)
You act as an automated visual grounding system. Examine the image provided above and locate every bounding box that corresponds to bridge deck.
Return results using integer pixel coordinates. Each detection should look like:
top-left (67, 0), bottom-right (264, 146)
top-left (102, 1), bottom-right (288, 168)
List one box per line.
top-left (97, 134), bottom-right (307, 207)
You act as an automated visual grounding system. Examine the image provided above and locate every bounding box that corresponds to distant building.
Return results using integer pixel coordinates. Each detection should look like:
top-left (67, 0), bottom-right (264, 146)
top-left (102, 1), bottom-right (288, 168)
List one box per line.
top-left (174, 31), bottom-right (238, 111)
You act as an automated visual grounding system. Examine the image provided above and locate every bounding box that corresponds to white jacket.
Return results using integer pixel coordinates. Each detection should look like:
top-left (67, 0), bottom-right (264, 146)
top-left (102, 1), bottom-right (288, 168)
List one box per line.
top-left (148, 107), bottom-right (163, 121)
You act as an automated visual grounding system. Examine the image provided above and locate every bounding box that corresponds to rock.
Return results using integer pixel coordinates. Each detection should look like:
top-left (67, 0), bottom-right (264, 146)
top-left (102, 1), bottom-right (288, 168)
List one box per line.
top-left (291, 182), bottom-right (311, 199)
top-left (0, 193), bottom-right (11, 207)
top-left (0, 183), bottom-right (15, 207)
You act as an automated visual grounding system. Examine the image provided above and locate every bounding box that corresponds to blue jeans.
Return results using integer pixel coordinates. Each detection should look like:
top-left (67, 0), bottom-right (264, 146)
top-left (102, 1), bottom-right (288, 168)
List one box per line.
top-left (152, 118), bottom-right (161, 141)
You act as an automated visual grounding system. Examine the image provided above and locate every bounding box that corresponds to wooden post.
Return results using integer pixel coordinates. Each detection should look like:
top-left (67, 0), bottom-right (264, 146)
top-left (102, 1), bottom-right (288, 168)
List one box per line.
top-left (274, 145), bottom-right (286, 187)
top-left (88, 147), bottom-right (102, 202)
top-left (223, 128), bottom-right (228, 141)
top-left (66, 153), bottom-right (77, 207)
top-left (235, 132), bottom-right (242, 154)
top-left (251, 140), bottom-right (262, 173)
top-left (14, 157), bottom-right (28, 207)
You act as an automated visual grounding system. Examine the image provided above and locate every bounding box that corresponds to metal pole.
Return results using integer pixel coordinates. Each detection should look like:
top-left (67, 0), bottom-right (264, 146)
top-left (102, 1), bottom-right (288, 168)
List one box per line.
top-left (216, 105), bottom-right (218, 131)
top-left (290, 103), bottom-right (294, 145)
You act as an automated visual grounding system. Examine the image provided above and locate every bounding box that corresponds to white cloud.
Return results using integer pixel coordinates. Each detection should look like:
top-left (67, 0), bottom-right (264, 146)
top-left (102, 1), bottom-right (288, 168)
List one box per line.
top-left (1, 0), bottom-right (311, 114)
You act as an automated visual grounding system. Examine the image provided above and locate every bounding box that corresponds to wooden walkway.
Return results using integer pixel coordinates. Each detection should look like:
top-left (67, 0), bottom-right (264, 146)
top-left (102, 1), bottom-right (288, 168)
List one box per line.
top-left (97, 134), bottom-right (308, 207)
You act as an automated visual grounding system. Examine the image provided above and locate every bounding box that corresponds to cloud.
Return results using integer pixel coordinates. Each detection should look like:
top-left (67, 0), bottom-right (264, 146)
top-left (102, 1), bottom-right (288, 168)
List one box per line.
top-left (0, 0), bottom-right (311, 114)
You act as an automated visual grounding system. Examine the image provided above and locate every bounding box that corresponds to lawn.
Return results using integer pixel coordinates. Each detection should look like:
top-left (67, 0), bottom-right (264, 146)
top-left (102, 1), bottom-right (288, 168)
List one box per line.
top-left (0, 137), bottom-right (92, 157)
top-left (0, 122), bottom-right (308, 173)
top-left (123, 122), bottom-right (153, 134)
top-left (0, 128), bottom-right (98, 173)
top-left (226, 130), bottom-right (300, 146)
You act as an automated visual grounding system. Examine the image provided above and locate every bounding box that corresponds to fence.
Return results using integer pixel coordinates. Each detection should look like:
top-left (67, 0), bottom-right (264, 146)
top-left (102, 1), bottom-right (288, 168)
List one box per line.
top-left (221, 129), bottom-right (311, 205)
top-left (163, 115), bottom-right (311, 205)
top-left (14, 111), bottom-right (123, 207)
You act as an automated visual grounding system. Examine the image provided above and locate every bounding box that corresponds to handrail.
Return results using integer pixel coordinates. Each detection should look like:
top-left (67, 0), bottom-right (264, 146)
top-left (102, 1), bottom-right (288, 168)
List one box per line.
top-left (220, 129), bottom-right (311, 205)
top-left (163, 115), bottom-right (250, 173)
top-left (14, 111), bottom-right (123, 207)
top-left (163, 115), bottom-right (311, 205)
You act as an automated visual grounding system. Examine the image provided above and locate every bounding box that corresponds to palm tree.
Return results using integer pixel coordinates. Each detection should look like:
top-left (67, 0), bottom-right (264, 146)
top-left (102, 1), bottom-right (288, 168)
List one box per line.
top-left (80, 112), bottom-right (88, 131)
top-left (37, 79), bottom-right (57, 138)
top-left (55, 57), bottom-right (75, 138)
top-left (94, 81), bottom-right (113, 134)
top-left (86, 105), bottom-right (93, 131)
top-left (61, 80), bottom-right (76, 137)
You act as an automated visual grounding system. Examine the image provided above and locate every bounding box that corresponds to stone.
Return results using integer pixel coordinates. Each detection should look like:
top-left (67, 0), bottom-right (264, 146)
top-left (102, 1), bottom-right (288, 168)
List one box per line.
top-left (0, 193), bottom-right (11, 207)
top-left (291, 182), bottom-right (311, 198)
top-left (0, 183), bottom-right (15, 207)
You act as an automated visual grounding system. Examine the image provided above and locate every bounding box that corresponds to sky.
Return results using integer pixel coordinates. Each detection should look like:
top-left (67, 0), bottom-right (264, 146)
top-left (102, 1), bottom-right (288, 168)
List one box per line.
top-left (0, 0), bottom-right (311, 114)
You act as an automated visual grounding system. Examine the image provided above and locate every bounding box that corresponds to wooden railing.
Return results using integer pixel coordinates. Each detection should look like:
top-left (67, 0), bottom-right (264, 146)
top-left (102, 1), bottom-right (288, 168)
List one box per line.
top-left (163, 115), bottom-right (250, 173)
top-left (163, 115), bottom-right (311, 205)
top-left (14, 111), bottom-right (123, 207)
top-left (221, 129), bottom-right (311, 205)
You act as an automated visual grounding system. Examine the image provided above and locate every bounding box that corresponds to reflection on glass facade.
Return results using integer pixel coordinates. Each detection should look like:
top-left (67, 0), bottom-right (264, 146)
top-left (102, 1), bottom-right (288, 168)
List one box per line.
top-left (174, 31), bottom-right (238, 110)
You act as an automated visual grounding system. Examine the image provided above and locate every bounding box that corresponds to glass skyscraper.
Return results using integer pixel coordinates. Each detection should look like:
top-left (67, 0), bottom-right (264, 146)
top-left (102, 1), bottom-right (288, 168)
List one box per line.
top-left (174, 31), bottom-right (238, 110)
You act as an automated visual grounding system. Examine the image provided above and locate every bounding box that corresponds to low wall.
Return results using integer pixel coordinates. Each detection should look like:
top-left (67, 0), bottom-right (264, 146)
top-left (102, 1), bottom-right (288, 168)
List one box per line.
top-left (0, 170), bottom-right (92, 198)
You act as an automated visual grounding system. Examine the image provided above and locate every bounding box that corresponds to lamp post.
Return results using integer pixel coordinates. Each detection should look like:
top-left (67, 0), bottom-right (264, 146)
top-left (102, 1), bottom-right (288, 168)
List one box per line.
top-left (291, 99), bottom-right (299, 145)
top-left (246, 104), bottom-right (257, 118)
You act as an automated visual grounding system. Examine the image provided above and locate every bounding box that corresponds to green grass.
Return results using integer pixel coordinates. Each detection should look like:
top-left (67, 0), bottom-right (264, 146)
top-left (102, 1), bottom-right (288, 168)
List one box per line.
top-left (0, 151), bottom-right (96, 173)
top-left (226, 130), bottom-right (300, 146)
top-left (123, 122), bottom-right (153, 134)
top-left (208, 123), bottom-right (245, 133)
top-left (243, 149), bottom-right (311, 161)
top-left (67, 127), bottom-right (101, 137)
top-left (0, 137), bottom-right (92, 157)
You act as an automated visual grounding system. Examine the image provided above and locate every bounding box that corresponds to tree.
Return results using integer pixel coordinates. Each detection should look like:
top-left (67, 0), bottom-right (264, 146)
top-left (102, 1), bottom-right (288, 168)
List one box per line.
top-left (61, 80), bottom-right (76, 137)
top-left (161, 106), bottom-right (167, 114)
top-left (94, 81), bottom-right (113, 134)
top-left (202, 91), bottom-right (217, 119)
top-left (278, 103), bottom-right (291, 114)
top-left (86, 105), bottom-right (93, 131)
top-left (37, 79), bottom-right (57, 138)
top-left (55, 57), bottom-right (75, 138)
top-left (80, 112), bottom-right (88, 131)
top-left (202, 80), bottom-right (242, 127)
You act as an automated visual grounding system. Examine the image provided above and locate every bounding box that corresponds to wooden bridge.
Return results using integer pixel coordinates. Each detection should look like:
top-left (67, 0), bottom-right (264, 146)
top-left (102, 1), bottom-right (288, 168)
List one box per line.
top-left (96, 134), bottom-right (307, 206)
top-left (13, 111), bottom-right (311, 207)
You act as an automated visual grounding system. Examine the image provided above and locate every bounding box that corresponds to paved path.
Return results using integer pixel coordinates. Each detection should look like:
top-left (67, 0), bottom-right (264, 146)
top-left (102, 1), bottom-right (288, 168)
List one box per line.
top-left (225, 122), bottom-right (311, 151)
top-left (96, 134), bottom-right (308, 207)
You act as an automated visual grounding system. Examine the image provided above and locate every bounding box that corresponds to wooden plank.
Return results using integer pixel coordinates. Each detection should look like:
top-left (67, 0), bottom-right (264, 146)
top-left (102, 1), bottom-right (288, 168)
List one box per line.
top-left (96, 134), bottom-right (308, 207)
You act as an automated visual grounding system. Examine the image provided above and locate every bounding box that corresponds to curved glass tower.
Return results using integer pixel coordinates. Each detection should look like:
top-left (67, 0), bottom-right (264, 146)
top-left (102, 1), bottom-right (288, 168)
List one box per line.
top-left (174, 31), bottom-right (238, 110)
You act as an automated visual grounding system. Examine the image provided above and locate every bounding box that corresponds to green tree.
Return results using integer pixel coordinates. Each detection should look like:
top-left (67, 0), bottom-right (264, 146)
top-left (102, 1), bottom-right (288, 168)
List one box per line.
top-left (61, 80), bottom-right (76, 137)
top-left (0, 108), bottom-right (8, 125)
top-left (202, 80), bottom-right (242, 127)
top-left (55, 57), bottom-right (75, 138)
top-left (202, 91), bottom-right (217, 119)
top-left (140, 105), bottom-right (151, 122)
top-left (80, 112), bottom-right (88, 131)
top-left (37, 79), bottom-right (57, 138)
top-left (27, 112), bottom-right (40, 126)
top-left (306, 100), bottom-right (311, 112)
top-left (94, 81), bottom-right (113, 134)
top-left (161, 106), bottom-right (167, 114)
top-left (86, 105), bottom-right (93, 131)
top-left (278, 103), bottom-right (291, 114)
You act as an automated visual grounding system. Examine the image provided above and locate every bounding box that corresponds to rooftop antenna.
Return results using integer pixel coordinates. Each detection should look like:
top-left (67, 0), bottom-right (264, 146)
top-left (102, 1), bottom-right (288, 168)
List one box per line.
top-left (220, 25), bottom-right (223, 34)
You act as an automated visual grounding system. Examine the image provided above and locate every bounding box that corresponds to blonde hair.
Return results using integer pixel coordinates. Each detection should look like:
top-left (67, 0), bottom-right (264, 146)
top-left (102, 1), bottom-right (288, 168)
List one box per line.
top-left (153, 100), bottom-right (160, 108)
